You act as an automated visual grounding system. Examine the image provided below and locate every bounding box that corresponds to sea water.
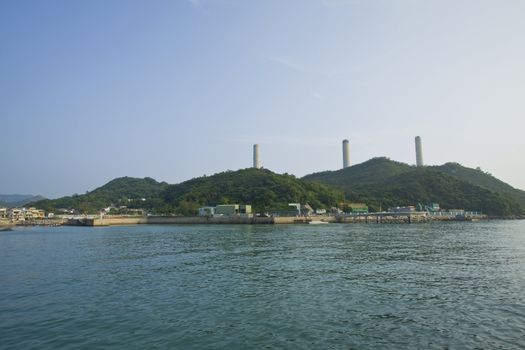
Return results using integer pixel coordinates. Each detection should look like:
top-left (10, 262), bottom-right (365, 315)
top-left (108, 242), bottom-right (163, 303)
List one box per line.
top-left (1, 222), bottom-right (524, 349)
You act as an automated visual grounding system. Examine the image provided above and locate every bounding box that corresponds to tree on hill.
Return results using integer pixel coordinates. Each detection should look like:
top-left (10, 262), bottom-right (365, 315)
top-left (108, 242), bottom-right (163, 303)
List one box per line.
top-left (29, 177), bottom-right (168, 214)
top-left (433, 163), bottom-right (525, 207)
top-left (346, 169), bottom-right (523, 216)
top-left (303, 158), bottom-right (525, 217)
top-left (28, 158), bottom-right (525, 218)
top-left (162, 168), bottom-right (343, 214)
top-left (303, 157), bottom-right (413, 190)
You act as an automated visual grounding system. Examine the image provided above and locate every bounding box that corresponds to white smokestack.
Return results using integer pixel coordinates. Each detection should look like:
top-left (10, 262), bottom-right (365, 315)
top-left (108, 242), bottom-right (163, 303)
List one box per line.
top-left (415, 136), bottom-right (423, 167)
top-left (253, 144), bottom-right (260, 169)
top-left (342, 139), bottom-right (350, 168)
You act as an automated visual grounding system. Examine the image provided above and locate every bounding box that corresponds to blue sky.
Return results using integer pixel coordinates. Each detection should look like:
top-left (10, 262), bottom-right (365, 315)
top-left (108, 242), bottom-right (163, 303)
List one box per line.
top-left (1, 0), bottom-right (524, 198)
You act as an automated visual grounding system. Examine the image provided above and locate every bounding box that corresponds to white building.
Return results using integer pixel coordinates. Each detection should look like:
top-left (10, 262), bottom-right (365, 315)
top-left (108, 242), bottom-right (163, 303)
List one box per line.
top-left (198, 207), bottom-right (215, 217)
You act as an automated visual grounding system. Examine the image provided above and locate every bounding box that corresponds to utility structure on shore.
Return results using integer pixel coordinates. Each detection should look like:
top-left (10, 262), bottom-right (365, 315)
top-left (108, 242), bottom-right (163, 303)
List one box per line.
top-left (342, 139), bottom-right (350, 168)
top-left (415, 136), bottom-right (423, 167)
top-left (253, 144), bottom-right (261, 169)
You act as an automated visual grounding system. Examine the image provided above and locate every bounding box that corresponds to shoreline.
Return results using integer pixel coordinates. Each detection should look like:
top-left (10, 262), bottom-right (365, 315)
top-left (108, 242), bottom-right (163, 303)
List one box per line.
top-left (12, 213), bottom-right (523, 228)
top-left (60, 212), bottom-right (488, 226)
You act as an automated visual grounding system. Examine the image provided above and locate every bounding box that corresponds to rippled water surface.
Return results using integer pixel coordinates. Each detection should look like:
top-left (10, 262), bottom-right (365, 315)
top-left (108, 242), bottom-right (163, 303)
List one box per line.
top-left (1, 222), bottom-right (525, 349)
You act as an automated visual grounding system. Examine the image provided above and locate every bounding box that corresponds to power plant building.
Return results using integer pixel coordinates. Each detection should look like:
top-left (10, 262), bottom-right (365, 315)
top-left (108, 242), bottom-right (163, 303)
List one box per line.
top-left (214, 204), bottom-right (252, 216)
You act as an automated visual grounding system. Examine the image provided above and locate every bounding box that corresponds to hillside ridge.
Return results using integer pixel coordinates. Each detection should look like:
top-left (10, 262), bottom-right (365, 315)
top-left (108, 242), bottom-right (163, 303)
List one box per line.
top-left (303, 158), bottom-right (524, 217)
top-left (26, 159), bottom-right (525, 218)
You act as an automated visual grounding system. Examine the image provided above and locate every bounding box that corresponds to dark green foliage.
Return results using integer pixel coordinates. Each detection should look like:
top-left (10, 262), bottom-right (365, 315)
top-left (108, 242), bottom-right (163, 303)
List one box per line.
top-left (303, 157), bottom-right (413, 188)
top-left (29, 177), bottom-right (168, 214)
top-left (29, 170), bottom-right (342, 215)
top-left (303, 158), bottom-right (525, 217)
top-left (28, 159), bottom-right (525, 218)
top-left (347, 169), bottom-right (523, 216)
top-left (162, 168), bottom-right (342, 213)
top-left (433, 163), bottom-right (525, 207)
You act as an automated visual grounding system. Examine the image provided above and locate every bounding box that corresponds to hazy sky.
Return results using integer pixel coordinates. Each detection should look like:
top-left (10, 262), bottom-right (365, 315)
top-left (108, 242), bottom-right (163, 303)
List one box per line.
top-left (1, 0), bottom-right (524, 198)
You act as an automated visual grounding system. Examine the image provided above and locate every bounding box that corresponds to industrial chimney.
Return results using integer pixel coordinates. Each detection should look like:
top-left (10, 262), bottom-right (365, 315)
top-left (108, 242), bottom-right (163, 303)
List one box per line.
top-left (415, 136), bottom-right (423, 167)
top-left (342, 139), bottom-right (350, 168)
top-left (253, 144), bottom-right (260, 169)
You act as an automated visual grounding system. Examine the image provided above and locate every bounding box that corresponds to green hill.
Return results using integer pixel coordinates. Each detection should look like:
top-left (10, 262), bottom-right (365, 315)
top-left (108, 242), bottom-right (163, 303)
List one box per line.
top-left (303, 157), bottom-right (413, 188)
top-left (433, 163), bottom-right (525, 207)
top-left (30, 170), bottom-right (342, 215)
top-left (28, 160), bottom-right (524, 218)
top-left (303, 158), bottom-right (524, 217)
top-left (162, 168), bottom-right (342, 215)
top-left (30, 177), bottom-right (168, 213)
top-left (345, 169), bottom-right (523, 217)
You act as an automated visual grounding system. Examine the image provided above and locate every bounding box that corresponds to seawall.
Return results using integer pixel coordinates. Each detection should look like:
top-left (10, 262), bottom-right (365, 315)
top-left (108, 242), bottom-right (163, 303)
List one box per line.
top-left (64, 212), bottom-right (480, 227)
top-left (65, 215), bottom-right (334, 226)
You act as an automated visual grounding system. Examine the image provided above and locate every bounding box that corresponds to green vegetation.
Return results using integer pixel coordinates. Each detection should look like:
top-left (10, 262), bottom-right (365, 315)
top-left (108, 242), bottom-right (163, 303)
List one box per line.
top-left (303, 157), bottom-right (413, 187)
top-left (433, 163), bottom-right (525, 207)
top-left (28, 158), bottom-right (525, 218)
top-left (29, 170), bottom-right (342, 215)
top-left (30, 177), bottom-right (168, 214)
top-left (163, 168), bottom-right (342, 215)
top-left (303, 158), bottom-right (525, 217)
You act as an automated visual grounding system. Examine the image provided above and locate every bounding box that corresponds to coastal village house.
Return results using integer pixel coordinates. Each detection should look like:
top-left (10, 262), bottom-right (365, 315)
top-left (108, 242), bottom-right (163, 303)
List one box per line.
top-left (3, 207), bottom-right (46, 222)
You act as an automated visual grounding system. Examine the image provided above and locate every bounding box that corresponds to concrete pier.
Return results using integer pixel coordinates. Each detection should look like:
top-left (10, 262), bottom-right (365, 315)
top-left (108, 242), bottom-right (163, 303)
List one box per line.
top-left (64, 212), bottom-right (437, 226)
top-left (66, 215), bottom-right (336, 226)
top-left (336, 211), bottom-right (429, 224)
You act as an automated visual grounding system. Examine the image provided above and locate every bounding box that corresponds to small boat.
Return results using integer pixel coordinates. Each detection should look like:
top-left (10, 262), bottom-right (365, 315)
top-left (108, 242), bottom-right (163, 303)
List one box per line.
top-left (0, 224), bottom-right (15, 231)
top-left (309, 220), bottom-right (329, 225)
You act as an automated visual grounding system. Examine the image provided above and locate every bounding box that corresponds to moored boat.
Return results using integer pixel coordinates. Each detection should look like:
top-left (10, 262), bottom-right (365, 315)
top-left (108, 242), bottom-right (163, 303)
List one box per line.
top-left (309, 220), bottom-right (329, 224)
top-left (0, 224), bottom-right (15, 231)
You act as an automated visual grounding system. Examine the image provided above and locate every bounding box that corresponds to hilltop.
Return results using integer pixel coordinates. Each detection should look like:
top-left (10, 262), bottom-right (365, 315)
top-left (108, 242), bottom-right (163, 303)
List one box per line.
top-left (303, 158), bottom-right (524, 217)
top-left (303, 157), bottom-right (413, 188)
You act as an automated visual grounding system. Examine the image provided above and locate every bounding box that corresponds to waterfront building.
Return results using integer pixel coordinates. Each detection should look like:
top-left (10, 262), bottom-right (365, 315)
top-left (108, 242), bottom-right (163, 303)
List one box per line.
top-left (215, 204), bottom-right (240, 216)
top-left (5, 207), bottom-right (46, 222)
top-left (240, 205), bottom-right (252, 215)
top-left (417, 203), bottom-right (440, 212)
top-left (25, 207), bottom-right (46, 220)
top-left (288, 203), bottom-right (301, 216)
top-left (198, 207), bottom-right (215, 217)
top-left (347, 203), bottom-right (369, 213)
top-left (302, 204), bottom-right (314, 216)
top-left (213, 204), bottom-right (252, 217)
top-left (388, 206), bottom-right (416, 213)
top-left (8, 208), bottom-right (24, 222)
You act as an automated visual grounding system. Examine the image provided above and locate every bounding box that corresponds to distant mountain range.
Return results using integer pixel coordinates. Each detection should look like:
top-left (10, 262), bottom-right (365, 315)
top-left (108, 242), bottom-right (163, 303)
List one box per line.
top-left (27, 158), bottom-right (525, 218)
top-left (0, 194), bottom-right (46, 208)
